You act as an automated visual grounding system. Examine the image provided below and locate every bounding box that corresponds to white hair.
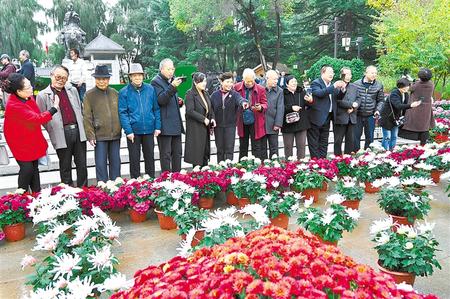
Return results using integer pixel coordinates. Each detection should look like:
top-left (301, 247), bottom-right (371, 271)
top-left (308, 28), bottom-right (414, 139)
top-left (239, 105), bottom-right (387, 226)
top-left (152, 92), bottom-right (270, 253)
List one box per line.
top-left (265, 70), bottom-right (278, 79)
top-left (159, 58), bottom-right (173, 70)
top-left (242, 68), bottom-right (256, 79)
top-left (20, 50), bottom-right (30, 58)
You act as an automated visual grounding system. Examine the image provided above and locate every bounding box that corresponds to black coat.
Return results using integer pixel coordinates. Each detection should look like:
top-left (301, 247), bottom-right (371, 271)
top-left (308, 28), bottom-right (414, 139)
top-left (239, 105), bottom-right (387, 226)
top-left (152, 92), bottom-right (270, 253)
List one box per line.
top-left (352, 78), bottom-right (384, 116)
top-left (282, 88), bottom-right (310, 133)
top-left (309, 78), bottom-right (340, 126)
top-left (379, 88), bottom-right (411, 130)
top-left (151, 73), bottom-right (184, 135)
top-left (335, 83), bottom-right (358, 125)
top-left (18, 59), bottom-right (35, 88)
top-left (210, 89), bottom-right (244, 127)
top-left (184, 88), bottom-right (215, 166)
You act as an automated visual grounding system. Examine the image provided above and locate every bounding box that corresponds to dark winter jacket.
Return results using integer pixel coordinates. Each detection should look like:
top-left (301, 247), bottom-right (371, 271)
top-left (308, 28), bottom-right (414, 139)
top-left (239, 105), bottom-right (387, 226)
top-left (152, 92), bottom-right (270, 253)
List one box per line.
top-left (352, 78), bottom-right (384, 116)
top-left (309, 78), bottom-right (340, 126)
top-left (379, 88), bottom-right (411, 130)
top-left (0, 63), bottom-right (16, 80)
top-left (335, 83), bottom-right (358, 125)
top-left (151, 73), bottom-right (184, 135)
top-left (210, 89), bottom-right (245, 128)
top-left (118, 83), bottom-right (161, 135)
top-left (18, 59), bottom-right (35, 88)
top-left (282, 87), bottom-right (310, 133)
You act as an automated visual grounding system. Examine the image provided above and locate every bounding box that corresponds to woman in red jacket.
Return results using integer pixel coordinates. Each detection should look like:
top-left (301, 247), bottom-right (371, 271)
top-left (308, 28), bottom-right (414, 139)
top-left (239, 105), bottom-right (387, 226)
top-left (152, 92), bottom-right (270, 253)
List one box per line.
top-left (3, 73), bottom-right (59, 192)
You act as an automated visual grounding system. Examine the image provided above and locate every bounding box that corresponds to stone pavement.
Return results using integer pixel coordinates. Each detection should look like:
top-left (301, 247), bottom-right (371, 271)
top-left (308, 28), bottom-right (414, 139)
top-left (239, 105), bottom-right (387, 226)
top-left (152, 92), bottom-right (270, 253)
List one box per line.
top-left (0, 182), bottom-right (449, 298)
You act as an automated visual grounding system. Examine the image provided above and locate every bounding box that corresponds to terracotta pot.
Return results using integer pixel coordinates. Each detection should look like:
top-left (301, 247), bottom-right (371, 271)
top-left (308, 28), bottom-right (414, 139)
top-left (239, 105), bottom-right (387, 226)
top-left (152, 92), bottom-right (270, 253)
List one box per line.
top-left (378, 261), bottom-right (416, 285)
top-left (110, 207), bottom-right (126, 213)
top-left (198, 197), bottom-right (214, 209)
top-left (301, 188), bottom-right (320, 203)
top-left (3, 222), bottom-right (26, 242)
top-left (341, 199), bottom-right (360, 210)
top-left (237, 197), bottom-right (251, 209)
top-left (389, 214), bottom-right (414, 232)
top-left (364, 181), bottom-right (380, 193)
top-left (320, 181), bottom-right (328, 192)
top-left (269, 213), bottom-right (289, 229)
top-left (430, 169), bottom-right (443, 184)
top-left (226, 191), bottom-right (238, 206)
top-left (315, 234), bottom-right (338, 246)
top-left (154, 209), bottom-right (177, 230)
top-left (181, 230), bottom-right (205, 247)
top-left (128, 209), bottom-right (147, 223)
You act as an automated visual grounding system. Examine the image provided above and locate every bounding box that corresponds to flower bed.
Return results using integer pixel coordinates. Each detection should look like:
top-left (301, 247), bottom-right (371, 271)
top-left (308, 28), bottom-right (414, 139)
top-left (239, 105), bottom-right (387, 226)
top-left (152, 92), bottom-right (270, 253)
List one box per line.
top-left (111, 226), bottom-right (438, 299)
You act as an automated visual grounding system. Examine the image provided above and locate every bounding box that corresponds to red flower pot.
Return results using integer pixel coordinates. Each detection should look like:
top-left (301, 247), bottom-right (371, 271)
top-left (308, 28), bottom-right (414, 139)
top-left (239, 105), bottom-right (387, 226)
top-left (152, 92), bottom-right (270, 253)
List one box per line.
top-left (3, 222), bottom-right (26, 242)
top-left (430, 169), bottom-right (443, 184)
top-left (341, 199), bottom-right (360, 210)
top-left (154, 209), bottom-right (177, 230)
top-left (364, 181), bottom-right (380, 193)
top-left (181, 230), bottom-right (205, 247)
top-left (226, 191), bottom-right (238, 206)
top-left (301, 188), bottom-right (320, 203)
top-left (129, 209), bottom-right (147, 223)
top-left (269, 213), bottom-right (289, 229)
top-left (389, 214), bottom-right (414, 232)
top-left (199, 197), bottom-right (214, 209)
top-left (378, 261), bottom-right (416, 285)
top-left (237, 197), bottom-right (251, 209)
top-left (320, 181), bottom-right (328, 192)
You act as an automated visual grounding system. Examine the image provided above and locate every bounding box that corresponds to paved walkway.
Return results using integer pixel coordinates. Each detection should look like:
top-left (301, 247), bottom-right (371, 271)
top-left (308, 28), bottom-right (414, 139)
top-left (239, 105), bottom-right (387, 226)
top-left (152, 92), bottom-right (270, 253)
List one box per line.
top-left (0, 182), bottom-right (449, 298)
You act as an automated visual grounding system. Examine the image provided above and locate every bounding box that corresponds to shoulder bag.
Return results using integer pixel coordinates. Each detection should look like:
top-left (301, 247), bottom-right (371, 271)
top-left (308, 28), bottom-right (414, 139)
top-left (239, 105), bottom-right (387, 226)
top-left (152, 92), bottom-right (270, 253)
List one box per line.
top-left (285, 92), bottom-right (301, 124)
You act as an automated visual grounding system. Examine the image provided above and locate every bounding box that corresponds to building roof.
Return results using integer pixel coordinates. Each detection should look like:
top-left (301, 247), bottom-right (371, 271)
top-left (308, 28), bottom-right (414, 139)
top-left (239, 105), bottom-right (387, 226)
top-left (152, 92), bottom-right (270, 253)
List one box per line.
top-left (253, 63), bottom-right (291, 77)
top-left (84, 33), bottom-right (125, 55)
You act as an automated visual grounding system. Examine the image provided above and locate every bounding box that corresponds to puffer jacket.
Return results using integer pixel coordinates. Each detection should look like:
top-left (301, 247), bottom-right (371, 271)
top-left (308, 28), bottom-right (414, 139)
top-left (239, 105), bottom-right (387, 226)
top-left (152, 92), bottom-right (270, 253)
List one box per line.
top-left (353, 78), bottom-right (384, 116)
top-left (118, 83), bottom-right (161, 135)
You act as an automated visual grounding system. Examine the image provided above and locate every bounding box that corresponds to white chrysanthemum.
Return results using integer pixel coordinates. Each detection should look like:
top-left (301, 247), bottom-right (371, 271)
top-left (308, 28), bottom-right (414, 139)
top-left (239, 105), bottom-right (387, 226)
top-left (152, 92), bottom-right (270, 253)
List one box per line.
top-left (14, 188), bottom-right (27, 194)
top-left (396, 225), bottom-right (411, 235)
top-left (240, 204), bottom-right (270, 225)
top-left (414, 177), bottom-right (435, 186)
top-left (441, 153), bottom-right (450, 164)
top-left (87, 245), bottom-right (115, 272)
top-left (376, 232), bottom-right (390, 245)
top-left (306, 211), bottom-right (315, 221)
top-left (401, 158), bottom-right (416, 165)
top-left (416, 221), bottom-right (435, 234)
top-left (33, 231), bottom-right (59, 251)
top-left (24, 286), bottom-right (61, 299)
top-left (272, 181), bottom-right (280, 188)
top-left (345, 208), bottom-right (360, 221)
top-left (321, 208), bottom-right (336, 225)
top-left (415, 162), bottom-right (435, 170)
top-left (193, 165), bottom-right (201, 172)
top-left (66, 276), bottom-right (95, 299)
top-left (179, 169), bottom-right (187, 175)
top-left (326, 194), bottom-right (345, 205)
top-left (98, 273), bottom-right (134, 292)
top-left (371, 177), bottom-right (389, 188)
top-left (21, 254), bottom-right (37, 270)
top-left (407, 229), bottom-right (417, 239)
top-left (404, 242), bottom-right (414, 250)
top-left (304, 197), bottom-right (314, 208)
top-left (370, 217), bottom-right (394, 235)
top-left (230, 176), bottom-right (240, 185)
top-left (396, 282), bottom-right (414, 292)
top-left (49, 253), bottom-right (82, 280)
top-left (176, 228), bottom-right (195, 258)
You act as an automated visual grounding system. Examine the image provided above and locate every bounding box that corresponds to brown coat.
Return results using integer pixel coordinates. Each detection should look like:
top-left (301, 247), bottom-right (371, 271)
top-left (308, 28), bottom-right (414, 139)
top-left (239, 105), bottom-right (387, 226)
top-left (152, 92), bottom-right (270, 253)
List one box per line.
top-left (402, 80), bottom-right (435, 132)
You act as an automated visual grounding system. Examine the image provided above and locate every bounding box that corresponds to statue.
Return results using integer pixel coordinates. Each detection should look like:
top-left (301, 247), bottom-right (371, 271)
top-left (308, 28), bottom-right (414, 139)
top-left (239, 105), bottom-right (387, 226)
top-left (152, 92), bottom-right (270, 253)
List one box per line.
top-left (57, 3), bottom-right (86, 58)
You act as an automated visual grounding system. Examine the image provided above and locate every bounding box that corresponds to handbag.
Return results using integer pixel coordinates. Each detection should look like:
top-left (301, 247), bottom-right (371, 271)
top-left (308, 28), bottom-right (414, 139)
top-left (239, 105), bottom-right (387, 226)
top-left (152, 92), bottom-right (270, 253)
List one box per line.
top-left (243, 109), bottom-right (255, 125)
top-left (0, 144), bottom-right (9, 165)
top-left (387, 96), bottom-right (405, 127)
top-left (285, 92), bottom-right (301, 124)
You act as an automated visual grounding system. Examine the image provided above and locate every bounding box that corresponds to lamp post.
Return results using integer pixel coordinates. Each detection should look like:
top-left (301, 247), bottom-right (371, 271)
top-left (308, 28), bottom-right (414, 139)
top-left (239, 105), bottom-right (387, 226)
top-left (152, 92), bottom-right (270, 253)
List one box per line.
top-left (318, 17), bottom-right (348, 59)
top-left (342, 36), bottom-right (363, 59)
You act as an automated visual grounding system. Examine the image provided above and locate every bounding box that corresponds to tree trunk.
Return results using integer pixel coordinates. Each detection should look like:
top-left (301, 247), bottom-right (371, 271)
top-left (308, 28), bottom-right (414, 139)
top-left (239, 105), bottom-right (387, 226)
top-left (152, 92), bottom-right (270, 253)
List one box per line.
top-left (272, 0), bottom-right (282, 70)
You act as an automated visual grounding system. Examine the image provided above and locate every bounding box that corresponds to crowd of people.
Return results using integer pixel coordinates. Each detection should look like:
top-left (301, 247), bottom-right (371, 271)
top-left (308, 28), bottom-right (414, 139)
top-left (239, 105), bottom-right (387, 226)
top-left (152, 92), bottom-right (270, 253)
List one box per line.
top-left (0, 49), bottom-right (436, 193)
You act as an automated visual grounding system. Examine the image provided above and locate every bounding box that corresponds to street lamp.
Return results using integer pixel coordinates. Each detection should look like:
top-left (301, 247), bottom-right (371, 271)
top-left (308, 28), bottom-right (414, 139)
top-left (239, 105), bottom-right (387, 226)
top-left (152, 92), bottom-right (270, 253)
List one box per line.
top-left (319, 23), bottom-right (329, 36)
top-left (341, 36), bottom-right (364, 58)
top-left (318, 17), bottom-right (348, 58)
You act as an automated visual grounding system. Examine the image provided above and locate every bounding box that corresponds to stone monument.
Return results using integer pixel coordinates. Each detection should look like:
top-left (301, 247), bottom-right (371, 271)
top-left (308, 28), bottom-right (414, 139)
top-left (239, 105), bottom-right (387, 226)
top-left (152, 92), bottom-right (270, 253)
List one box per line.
top-left (57, 3), bottom-right (86, 58)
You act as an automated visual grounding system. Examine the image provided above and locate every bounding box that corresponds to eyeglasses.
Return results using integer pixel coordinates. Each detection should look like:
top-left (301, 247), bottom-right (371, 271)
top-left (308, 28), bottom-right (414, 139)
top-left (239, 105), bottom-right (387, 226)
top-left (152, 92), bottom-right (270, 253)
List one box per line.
top-left (54, 75), bottom-right (68, 82)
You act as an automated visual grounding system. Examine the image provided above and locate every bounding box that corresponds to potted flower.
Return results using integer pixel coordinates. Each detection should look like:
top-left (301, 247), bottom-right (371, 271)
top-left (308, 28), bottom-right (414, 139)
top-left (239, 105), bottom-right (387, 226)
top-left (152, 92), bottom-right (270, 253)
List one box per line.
top-left (423, 154), bottom-right (448, 183)
top-left (308, 158), bottom-right (337, 191)
top-left (151, 180), bottom-right (197, 230)
top-left (258, 191), bottom-right (301, 229)
top-left (128, 181), bottom-right (154, 223)
top-left (335, 177), bottom-right (364, 210)
top-left (233, 155), bottom-right (262, 171)
top-left (399, 167), bottom-right (434, 192)
top-left (173, 205), bottom-right (209, 247)
top-left (370, 218), bottom-right (441, 285)
top-left (230, 172), bottom-right (268, 208)
top-left (217, 168), bottom-right (244, 206)
top-left (291, 170), bottom-right (325, 202)
top-left (430, 120), bottom-right (449, 143)
top-left (76, 186), bottom-right (113, 215)
top-left (356, 160), bottom-right (394, 193)
top-left (0, 189), bottom-right (33, 241)
top-left (189, 171), bottom-right (222, 209)
top-left (377, 187), bottom-right (431, 228)
top-left (297, 200), bottom-right (360, 245)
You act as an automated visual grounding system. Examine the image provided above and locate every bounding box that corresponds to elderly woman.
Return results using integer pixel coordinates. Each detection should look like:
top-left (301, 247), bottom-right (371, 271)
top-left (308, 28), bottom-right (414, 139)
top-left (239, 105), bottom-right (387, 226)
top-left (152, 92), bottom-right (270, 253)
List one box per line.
top-left (184, 72), bottom-right (216, 167)
top-left (282, 76), bottom-right (312, 159)
top-left (399, 68), bottom-right (435, 145)
top-left (3, 73), bottom-right (59, 192)
top-left (379, 78), bottom-right (421, 150)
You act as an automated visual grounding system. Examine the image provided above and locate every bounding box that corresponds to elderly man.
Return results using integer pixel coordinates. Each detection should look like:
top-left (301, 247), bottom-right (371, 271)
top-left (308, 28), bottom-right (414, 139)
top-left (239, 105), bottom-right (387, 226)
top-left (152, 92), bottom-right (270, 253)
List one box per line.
top-left (83, 65), bottom-right (122, 182)
top-left (308, 65), bottom-right (345, 158)
top-left (264, 70), bottom-right (284, 158)
top-left (36, 65), bottom-right (88, 187)
top-left (151, 58), bottom-right (184, 173)
top-left (0, 54), bottom-right (17, 108)
top-left (234, 68), bottom-right (268, 160)
top-left (119, 63), bottom-right (161, 178)
top-left (18, 50), bottom-right (35, 89)
top-left (65, 48), bottom-right (86, 101)
top-left (351, 65), bottom-right (384, 151)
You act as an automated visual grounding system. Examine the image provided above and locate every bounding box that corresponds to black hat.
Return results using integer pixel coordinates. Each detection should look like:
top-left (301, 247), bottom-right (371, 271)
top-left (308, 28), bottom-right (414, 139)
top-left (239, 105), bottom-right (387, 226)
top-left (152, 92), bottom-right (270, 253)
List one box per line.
top-left (92, 65), bottom-right (111, 78)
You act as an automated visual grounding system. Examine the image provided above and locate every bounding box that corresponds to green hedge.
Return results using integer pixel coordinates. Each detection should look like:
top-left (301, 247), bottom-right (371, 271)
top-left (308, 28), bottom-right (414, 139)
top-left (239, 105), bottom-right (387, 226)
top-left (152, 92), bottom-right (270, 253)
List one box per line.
top-left (306, 56), bottom-right (365, 82)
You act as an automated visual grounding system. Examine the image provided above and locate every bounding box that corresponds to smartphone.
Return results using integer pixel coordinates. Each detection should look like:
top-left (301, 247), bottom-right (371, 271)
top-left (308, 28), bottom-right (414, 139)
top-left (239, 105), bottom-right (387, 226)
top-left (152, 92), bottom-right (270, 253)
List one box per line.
top-left (306, 87), bottom-right (312, 96)
top-left (178, 76), bottom-right (187, 83)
